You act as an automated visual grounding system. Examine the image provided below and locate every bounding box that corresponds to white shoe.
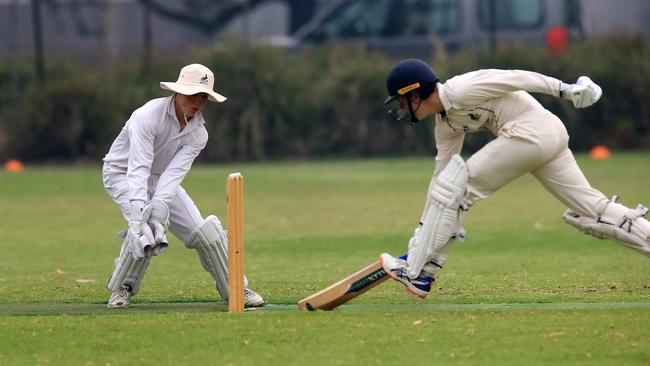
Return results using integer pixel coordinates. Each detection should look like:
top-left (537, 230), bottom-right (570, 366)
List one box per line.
top-left (107, 287), bottom-right (130, 308)
top-left (244, 288), bottom-right (265, 307)
top-left (380, 253), bottom-right (433, 299)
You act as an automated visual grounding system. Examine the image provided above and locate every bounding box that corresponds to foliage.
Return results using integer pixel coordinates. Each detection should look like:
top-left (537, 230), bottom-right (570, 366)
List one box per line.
top-left (0, 35), bottom-right (649, 162)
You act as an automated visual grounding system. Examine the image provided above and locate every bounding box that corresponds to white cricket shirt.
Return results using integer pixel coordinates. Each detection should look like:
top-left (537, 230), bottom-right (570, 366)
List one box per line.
top-left (433, 69), bottom-right (563, 173)
top-left (103, 95), bottom-right (208, 205)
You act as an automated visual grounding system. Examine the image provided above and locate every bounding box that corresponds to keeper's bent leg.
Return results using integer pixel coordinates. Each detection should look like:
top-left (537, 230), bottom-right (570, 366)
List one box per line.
top-left (169, 186), bottom-right (252, 301)
top-left (107, 237), bottom-right (151, 295)
top-left (186, 215), bottom-right (234, 299)
top-left (103, 165), bottom-right (153, 296)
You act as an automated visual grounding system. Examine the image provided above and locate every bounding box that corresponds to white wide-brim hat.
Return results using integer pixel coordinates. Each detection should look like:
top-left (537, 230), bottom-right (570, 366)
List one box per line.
top-left (160, 63), bottom-right (227, 103)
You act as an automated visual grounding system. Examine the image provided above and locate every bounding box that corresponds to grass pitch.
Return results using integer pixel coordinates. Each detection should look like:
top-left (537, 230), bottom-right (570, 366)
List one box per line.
top-left (1, 152), bottom-right (649, 365)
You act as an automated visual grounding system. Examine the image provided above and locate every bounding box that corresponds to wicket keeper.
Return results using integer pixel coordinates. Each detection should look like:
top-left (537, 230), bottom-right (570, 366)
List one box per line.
top-left (380, 59), bottom-right (650, 298)
top-left (102, 63), bottom-right (264, 308)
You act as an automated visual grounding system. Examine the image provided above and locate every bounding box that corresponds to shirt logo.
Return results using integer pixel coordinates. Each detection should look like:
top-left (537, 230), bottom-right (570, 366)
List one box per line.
top-left (468, 113), bottom-right (481, 121)
top-left (199, 74), bottom-right (209, 85)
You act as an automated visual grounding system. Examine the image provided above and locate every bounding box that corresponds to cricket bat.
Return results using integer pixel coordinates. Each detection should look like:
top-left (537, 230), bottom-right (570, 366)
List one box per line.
top-left (298, 260), bottom-right (388, 311)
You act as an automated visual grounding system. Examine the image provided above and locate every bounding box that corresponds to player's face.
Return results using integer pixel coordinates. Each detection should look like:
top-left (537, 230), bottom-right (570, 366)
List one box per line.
top-left (386, 93), bottom-right (422, 124)
top-left (176, 92), bottom-right (209, 118)
top-left (399, 94), bottom-right (422, 111)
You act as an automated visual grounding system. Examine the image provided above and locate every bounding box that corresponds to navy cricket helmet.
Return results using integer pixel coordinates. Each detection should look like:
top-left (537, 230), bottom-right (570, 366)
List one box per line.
top-left (384, 59), bottom-right (439, 124)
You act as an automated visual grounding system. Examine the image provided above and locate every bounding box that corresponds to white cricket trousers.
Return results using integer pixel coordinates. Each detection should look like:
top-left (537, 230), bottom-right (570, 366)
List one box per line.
top-left (102, 163), bottom-right (205, 245)
top-left (463, 113), bottom-right (608, 217)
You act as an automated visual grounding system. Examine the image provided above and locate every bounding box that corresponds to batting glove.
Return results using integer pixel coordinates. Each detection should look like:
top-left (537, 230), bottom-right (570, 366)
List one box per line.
top-left (560, 76), bottom-right (602, 108)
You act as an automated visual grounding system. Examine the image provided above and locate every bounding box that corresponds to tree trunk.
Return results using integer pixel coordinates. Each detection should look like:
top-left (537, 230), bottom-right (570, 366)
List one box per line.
top-left (31, 0), bottom-right (45, 82)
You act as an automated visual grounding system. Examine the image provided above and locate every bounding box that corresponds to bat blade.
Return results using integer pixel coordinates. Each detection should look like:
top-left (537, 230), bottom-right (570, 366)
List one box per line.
top-left (298, 260), bottom-right (388, 311)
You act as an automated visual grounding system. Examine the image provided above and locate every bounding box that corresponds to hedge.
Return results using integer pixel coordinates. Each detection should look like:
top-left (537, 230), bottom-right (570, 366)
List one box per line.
top-left (0, 35), bottom-right (648, 162)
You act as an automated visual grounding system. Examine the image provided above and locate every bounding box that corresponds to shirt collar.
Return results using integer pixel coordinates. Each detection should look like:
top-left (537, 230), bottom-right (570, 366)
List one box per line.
top-left (436, 82), bottom-right (451, 114)
top-left (165, 95), bottom-right (176, 118)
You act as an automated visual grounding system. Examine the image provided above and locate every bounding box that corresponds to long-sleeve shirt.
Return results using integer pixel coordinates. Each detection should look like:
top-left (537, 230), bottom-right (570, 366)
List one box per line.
top-left (433, 69), bottom-right (563, 175)
top-left (103, 95), bottom-right (208, 205)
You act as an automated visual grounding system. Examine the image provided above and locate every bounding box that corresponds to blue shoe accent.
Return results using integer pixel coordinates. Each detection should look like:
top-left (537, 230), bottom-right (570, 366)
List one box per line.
top-left (411, 274), bottom-right (434, 293)
top-left (380, 253), bottom-right (434, 298)
top-left (396, 253), bottom-right (437, 287)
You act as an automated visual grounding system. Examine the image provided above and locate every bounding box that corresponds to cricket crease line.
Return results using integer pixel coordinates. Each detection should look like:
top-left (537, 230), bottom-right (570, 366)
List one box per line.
top-left (1, 302), bottom-right (649, 316)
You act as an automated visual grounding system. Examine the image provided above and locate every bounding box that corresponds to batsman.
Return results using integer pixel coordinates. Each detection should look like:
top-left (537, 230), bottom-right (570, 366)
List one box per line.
top-left (102, 63), bottom-right (264, 308)
top-left (380, 59), bottom-right (650, 298)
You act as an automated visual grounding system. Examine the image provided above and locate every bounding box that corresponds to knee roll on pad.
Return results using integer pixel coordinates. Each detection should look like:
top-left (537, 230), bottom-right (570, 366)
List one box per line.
top-left (408, 154), bottom-right (468, 278)
top-left (563, 195), bottom-right (650, 257)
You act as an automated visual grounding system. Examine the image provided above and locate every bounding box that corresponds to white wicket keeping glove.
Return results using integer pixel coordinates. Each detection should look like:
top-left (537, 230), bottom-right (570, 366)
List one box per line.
top-left (560, 76), bottom-right (602, 108)
top-left (147, 200), bottom-right (169, 245)
top-left (127, 200), bottom-right (151, 238)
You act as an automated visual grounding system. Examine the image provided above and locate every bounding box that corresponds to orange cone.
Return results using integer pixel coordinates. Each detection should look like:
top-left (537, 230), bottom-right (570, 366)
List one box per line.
top-left (589, 145), bottom-right (611, 160)
top-left (4, 159), bottom-right (24, 172)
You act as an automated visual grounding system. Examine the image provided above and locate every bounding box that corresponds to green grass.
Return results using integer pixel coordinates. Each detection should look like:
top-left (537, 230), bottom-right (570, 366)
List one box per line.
top-left (1, 152), bottom-right (649, 365)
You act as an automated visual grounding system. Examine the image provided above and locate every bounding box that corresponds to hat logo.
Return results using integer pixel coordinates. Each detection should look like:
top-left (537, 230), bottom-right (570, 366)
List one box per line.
top-left (199, 74), bottom-right (209, 85)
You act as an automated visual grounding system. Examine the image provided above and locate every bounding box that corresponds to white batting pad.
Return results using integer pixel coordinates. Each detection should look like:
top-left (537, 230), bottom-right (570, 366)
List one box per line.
top-left (107, 237), bottom-right (152, 295)
top-left (407, 154), bottom-right (468, 278)
top-left (563, 196), bottom-right (650, 257)
top-left (187, 215), bottom-right (248, 300)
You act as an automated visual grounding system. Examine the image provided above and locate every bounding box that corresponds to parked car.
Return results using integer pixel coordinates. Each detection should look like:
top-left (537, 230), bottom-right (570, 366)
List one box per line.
top-left (266, 0), bottom-right (644, 57)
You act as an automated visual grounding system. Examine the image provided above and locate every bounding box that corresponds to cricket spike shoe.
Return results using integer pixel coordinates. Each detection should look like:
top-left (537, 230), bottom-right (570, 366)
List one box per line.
top-left (379, 253), bottom-right (433, 298)
top-left (107, 287), bottom-right (130, 308)
top-left (244, 287), bottom-right (265, 308)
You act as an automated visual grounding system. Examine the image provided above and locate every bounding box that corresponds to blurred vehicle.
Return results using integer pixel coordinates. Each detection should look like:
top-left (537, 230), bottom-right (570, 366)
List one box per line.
top-left (266, 0), bottom-right (649, 57)
top-left (1, 0), bottom-right (648, 61)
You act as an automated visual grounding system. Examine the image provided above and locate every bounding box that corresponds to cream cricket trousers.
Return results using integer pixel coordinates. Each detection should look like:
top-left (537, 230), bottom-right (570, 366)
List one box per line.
top-left (102, 163), bottom-right (205, 245)
top-left (464, 113), bottom-right (608, 218)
